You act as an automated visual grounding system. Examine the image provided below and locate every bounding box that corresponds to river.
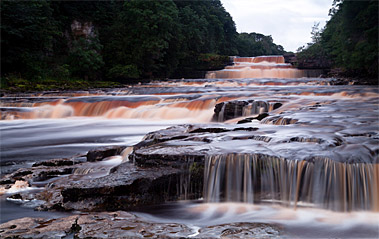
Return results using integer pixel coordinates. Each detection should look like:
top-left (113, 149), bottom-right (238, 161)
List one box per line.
top-left (1, 56), bottom-right (378, 238)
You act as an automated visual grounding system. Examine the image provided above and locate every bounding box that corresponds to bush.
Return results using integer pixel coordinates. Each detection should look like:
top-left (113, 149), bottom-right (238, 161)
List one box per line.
top-left (107, 64), bottom-right (140, 79)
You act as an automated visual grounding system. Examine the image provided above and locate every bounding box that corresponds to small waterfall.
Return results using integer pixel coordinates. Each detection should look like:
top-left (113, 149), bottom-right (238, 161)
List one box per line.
top-left (207, 55), bottom-right (306, 79)
top-left (203, 154), bottom-right (379, 212)
top-left (261, 116), bottom-right (298, 125)
top-left (242, 101), bottom-right (270, 116)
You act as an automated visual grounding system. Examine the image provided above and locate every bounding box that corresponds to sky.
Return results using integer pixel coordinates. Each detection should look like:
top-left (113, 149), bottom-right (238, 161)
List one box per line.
top-left (221, 0), bottom-right (333, 52)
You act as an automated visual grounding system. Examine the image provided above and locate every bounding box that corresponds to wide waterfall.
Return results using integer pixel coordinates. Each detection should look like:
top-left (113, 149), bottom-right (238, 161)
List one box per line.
top-left (204, 154), bottom-right (379, 212)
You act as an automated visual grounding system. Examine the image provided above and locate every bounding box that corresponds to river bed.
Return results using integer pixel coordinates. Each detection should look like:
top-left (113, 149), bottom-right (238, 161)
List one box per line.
top-left (1, 56), bottom-right (378, 238)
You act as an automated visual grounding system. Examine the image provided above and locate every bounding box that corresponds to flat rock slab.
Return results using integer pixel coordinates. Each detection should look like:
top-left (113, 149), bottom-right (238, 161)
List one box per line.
top-left (0, 211), bottom-right (281, 239)
top-left (131, 119), bottom-right (378, 165)
top-left (0, 149), bottom-right (203, 212)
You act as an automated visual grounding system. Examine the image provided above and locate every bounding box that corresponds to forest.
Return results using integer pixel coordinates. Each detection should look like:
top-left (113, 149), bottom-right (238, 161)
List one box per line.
top-left (297, 0), bottom-right (378, 78)
top-left (1, 0), bottom-right (377, 89)
top-left (1, 0), bottom-right (284, 87)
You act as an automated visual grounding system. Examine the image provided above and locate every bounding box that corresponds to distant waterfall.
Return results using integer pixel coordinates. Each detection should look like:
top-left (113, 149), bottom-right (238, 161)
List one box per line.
top-left (206, 55), bottom-right (306, 79)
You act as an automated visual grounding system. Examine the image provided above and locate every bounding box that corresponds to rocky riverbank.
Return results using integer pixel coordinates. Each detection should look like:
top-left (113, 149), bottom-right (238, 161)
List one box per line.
top-left (0, 141), bottom-right (282, 238)
top-left (0, 211), bottom-right (281, 238)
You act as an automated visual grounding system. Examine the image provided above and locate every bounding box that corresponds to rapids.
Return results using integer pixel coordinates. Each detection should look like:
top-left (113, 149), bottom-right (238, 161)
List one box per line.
top-left (1, 55), bottom-right (378, 237)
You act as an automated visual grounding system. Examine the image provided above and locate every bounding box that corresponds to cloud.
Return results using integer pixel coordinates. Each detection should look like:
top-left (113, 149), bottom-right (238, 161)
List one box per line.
top-left (221, 0), bottom-right (332, 52)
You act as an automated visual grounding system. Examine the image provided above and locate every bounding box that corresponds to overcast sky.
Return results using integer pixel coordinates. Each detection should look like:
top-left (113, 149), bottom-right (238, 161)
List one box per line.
top-left (221, 0), bottom-right (333, 52)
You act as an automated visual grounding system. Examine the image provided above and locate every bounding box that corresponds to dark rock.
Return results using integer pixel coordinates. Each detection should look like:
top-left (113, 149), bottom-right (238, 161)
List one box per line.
top-left (273, 102), bottom-right (282, 110)
top-left (237, 113), bottom-right (269, 124)
top-left (34, 168), bottom-right (73, 182)
top-left (132, 149), bottom-right (205, 168)
top-left (36, 162), bottom-right (203, 212)
top-left (32, 158), bottom-right (76, 167)
top-left (213, 100), bottom-right (280, 122)
top-left (0, 179), bottom-right (14, 185)
top-left (256, 112), bottom-right (269, 121)
top-left (12, 170), bottom-right (33, 177)
top-left (237, 118), bottom-right (253, 124)
top-left (283, 53), bottom-right (297, 65)
top-left (87, 146), bottom-right (126, 162)
top-left (233, 127), bottom-right (259, 131)
top-left (189, 127), bottom-right (230, 133)
top-left (8, 193), bottom-right (23, 200)
top-left (213, 100), bottom-right (249, 121)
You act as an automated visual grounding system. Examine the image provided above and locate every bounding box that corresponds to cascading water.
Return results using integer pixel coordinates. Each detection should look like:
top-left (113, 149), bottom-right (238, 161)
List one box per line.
top-left (1, 55), bottom-right (378, 237)
top-left (206, 55), bottom-right (307, 79)
top-left (203, 154), bottom-right (379, 212)
top-left (0, 96), bottom-right (217, 122)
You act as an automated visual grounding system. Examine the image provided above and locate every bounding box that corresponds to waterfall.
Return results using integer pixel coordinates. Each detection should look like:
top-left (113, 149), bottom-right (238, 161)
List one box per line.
top-left (203, 154), bottom-right (379, 212)
top-left (206, 55), bottom-right (306, 79)
top-left (1, 97), bottom-right (216, 122)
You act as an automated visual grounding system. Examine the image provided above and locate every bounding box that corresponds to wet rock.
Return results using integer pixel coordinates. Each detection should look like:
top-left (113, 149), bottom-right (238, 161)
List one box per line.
top-left (189, 127), bottom-right (230, 134)
top-left (272, 102), bottom-right (282, 110)
top-left (35, 161), bottom-right (203, 212)
top-left (213, 100), bottom-right (281, 122)
top-left (87, 146), bottom-right (126, 162)
top-left (198, 222), bottom-right (281, 238)
top-left (32, 157), bottom-right (79, 167)
top-left (0, 165), bottom-right (75, 191)
top-left (213, 100), bottom-right (249, 121)
top-left (0, 211), bottom-right (281, 239)
top-left (237, 113), bottom-right (269, 124)
top-left (0, 139), bottom-right (203, 212)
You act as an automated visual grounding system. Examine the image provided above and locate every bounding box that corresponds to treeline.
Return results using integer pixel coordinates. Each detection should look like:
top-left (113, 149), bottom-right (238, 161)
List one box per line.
top-left (297, 0), bottom-right (378, 78)
top-left (1, 0), bottom-right (284, 83)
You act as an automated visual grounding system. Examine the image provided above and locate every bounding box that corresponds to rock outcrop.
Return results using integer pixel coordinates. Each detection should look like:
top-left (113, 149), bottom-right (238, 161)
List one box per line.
top-left (0, 143), bottom-right (203, 212)
top-left (213, 99), bottom-right (282, 122)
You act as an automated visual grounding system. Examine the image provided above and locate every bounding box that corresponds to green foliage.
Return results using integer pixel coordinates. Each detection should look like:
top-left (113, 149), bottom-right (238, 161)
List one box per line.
top-left (1, 0), bottom-right (292, 88)
top-left (103, 0), bottom-right (179, 79)
top-left (2, 75), bottom-right (121, 92)
top-left (197, 53), bottom-right (231, 70)
top-left (236, 33), bottom-right (284, 57)
top-left (68, 37), bottom-right (104, 79)
top-left (1, 0), bottom-right (57, 79)
top-left (107, 65), bottom-right (140, 79)
top-left (297, 0), bottom-right (378, 77)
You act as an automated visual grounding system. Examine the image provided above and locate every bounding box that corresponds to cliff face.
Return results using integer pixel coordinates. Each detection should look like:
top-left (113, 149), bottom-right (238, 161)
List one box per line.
top-left (283, 53), bottom-right (297, 65)
top-left (284, 53), bottom-right (331, 70)
top-left (296, 58), bottom-right (331, 69)
top-left (70, 20), bottom-right (96, 39)
top-left (65, 20), bottom-right (98, 50)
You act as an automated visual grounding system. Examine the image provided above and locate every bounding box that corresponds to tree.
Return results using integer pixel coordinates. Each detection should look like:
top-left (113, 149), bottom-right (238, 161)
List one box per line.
top-left (311, 22), bottom-right (322, 44)
top-left (1, 0), bottom-right (57, 79)
top-left (297, 0), bottom-right (378, 77)
top-left (68, 37), bottom-right (104, 80)
top-left (236, 32), bottom-right (284, 57)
